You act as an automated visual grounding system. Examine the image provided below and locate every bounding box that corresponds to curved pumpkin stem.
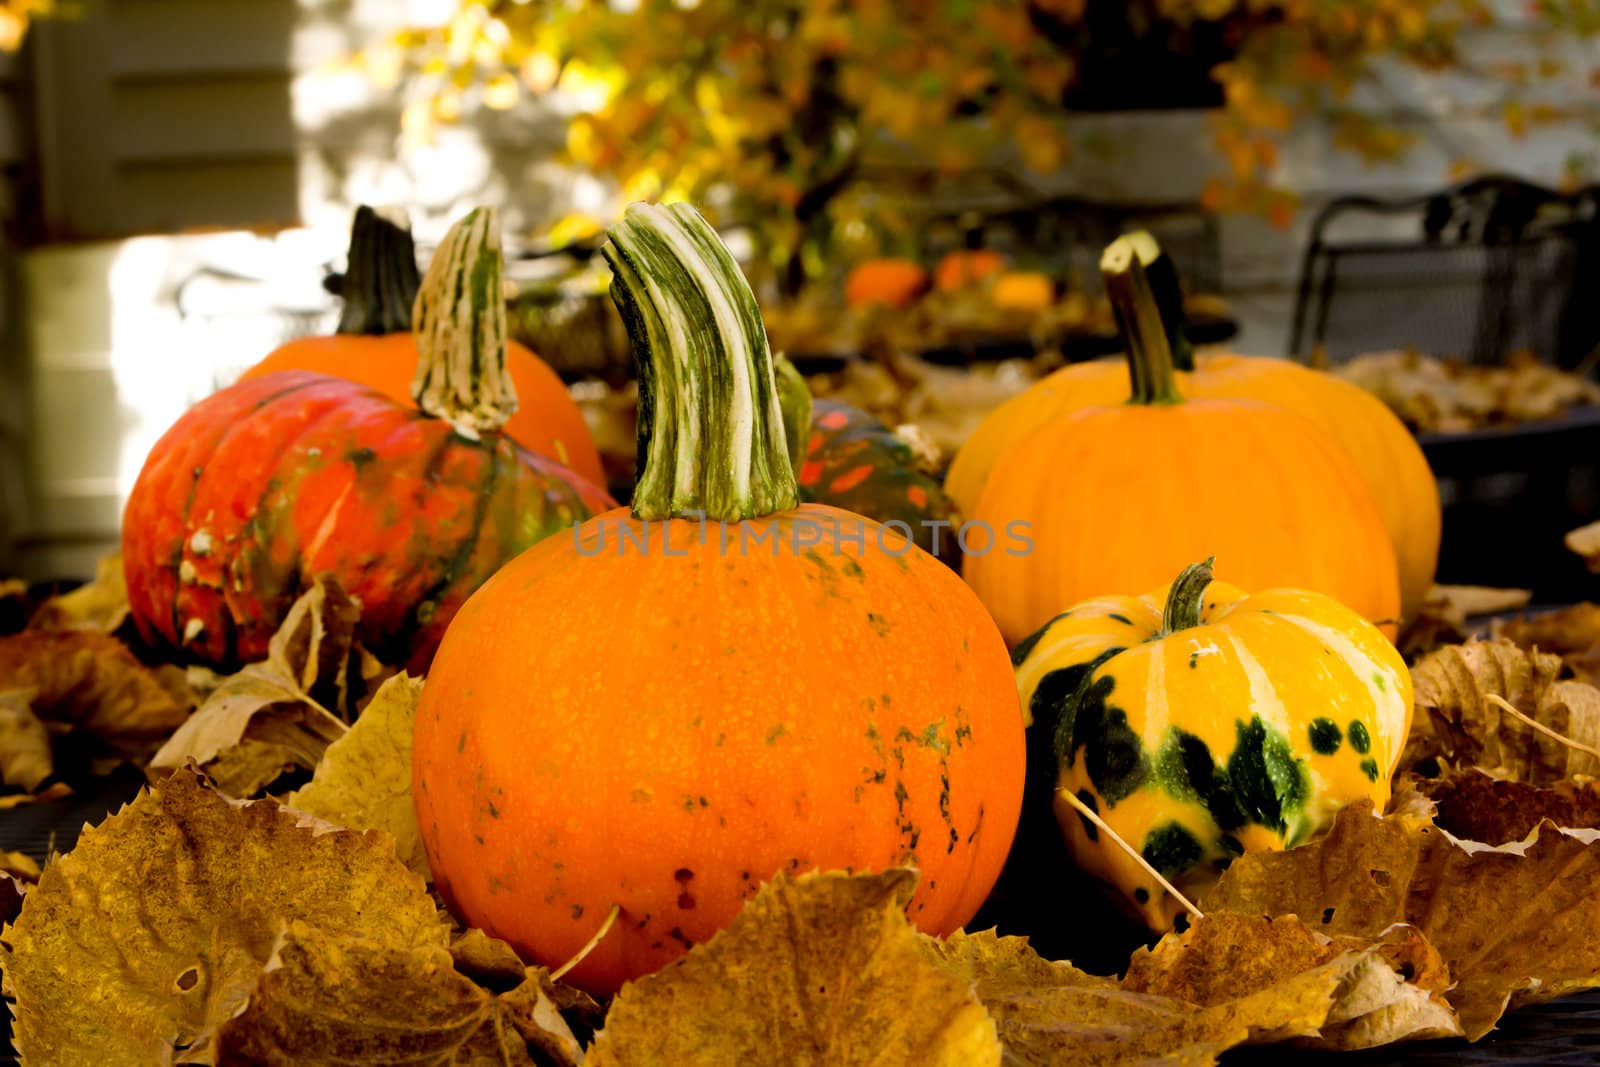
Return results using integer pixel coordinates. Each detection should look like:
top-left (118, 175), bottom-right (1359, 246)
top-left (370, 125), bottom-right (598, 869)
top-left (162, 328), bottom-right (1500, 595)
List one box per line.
top-left (1160, 557), bottom-right (1216, 636)
top-left (1102, 236), bottom-right (1183, 407)
top-left (338, 205), bottom-right (422, 336)
top-left (773, 354), bottom-right (812, 471)
top-left (410, 207), bottom-right (519, 440)
top-left (603, 201), bottom-right (799, 522)
top-left (1122, 230), bottom-right (1194, 374)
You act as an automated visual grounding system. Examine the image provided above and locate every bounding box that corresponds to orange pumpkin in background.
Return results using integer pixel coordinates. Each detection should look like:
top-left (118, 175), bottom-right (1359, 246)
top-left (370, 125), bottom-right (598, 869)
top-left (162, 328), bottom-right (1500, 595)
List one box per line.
top-left (843, 257), bottom-right (929, 309)
top-left (414, 203), bottom-right (1026, 996)
top-left (242, 205), bottom-right (606, 488)
top-left (934, 248), bottom-right (1007, 291)
top-left (948, 233), bottom-right (1440, 620)
top-left (962, 235), bottom-right (1401, 646)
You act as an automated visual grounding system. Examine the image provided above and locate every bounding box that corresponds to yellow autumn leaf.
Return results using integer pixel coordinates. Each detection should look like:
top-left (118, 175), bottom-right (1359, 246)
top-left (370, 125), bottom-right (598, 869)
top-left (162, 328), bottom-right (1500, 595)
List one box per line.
top-left (286, 673), bottom-right (427, 876)
top-left (0, 769), bottom-right (448, 1065)
top-left (214, 923), bottom-right (587, 1067)
top-left (26, 551), bottom-right (129, 634)
top-left (0, 688), bottom-right (52, 790)
top-left (587, 869), bottom-right (1001, 1067)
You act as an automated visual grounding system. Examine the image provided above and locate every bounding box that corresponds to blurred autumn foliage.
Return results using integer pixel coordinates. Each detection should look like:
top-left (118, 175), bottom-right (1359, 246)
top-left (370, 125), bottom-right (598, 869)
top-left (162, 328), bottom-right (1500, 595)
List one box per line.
top-left (0, 0), bottom-right (57, 52)
top-left (373, 1), bottom-right (1600, 290)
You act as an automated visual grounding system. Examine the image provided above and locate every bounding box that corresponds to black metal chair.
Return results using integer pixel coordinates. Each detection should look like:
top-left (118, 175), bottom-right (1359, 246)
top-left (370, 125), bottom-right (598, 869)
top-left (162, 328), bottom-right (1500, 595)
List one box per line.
top-left (1289, 175), bottom-right (1600, 369)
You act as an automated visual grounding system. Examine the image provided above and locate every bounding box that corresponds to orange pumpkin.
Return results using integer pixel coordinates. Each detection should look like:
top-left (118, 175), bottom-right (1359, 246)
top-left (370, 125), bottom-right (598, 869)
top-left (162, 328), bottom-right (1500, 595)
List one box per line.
top-left (843, 257), bottom-right (928, 309)
top-left (934, 248), bottom-right (1007, 291)
top-left (242, 206), bottom-right (605, 488)
top-left (991, 270), bottom-right (1056, 312)
top-left (962, 236), bottom-right (1401, 646)
top-left (414, 203), bottom-right (1025, 996)
top-left (947, 235), bottom-right (1439, 619)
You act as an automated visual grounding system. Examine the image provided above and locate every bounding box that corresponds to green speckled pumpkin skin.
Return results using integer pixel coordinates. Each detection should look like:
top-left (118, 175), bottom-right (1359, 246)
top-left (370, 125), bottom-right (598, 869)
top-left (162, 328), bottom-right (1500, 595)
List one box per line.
top-left (1013, 570), bottom-right (1412, 932)
top-left (796, 400), bottom-right (961, 566)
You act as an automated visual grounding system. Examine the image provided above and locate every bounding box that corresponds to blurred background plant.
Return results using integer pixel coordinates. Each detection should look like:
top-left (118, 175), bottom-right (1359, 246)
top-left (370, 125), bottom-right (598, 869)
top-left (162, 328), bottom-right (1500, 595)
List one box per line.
top-left (368, 0), bottom-right (1600, 297)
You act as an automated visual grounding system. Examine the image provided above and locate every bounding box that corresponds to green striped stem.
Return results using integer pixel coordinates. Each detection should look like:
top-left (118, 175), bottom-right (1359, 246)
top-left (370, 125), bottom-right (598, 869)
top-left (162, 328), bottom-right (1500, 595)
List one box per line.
top-left (773, 353), bottom-right (812, 471)
top-left (1101, 235), bottom-right (1183, 406)
top-left (603, 202), bottom-right (799, 522)
top-left (410, 207), bottom-right (519, 439)
top-left (337, 205), bottom-right (421, 336)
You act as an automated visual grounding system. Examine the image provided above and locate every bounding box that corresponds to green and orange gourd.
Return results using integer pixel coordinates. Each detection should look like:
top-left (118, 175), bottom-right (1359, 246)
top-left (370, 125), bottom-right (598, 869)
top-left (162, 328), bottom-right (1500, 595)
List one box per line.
top-left (962, 236), bottom-right (1402, 646)
top-left (121, 208), bottom-right (614, 673)
top-left (1012, 559), bottom-right (1412, 932)
top-left (242, 205), bottom-right (605, 488)
top-left (413, 202), bottom-right (1026, 996)
top-left (948, 232), bottom-right (1440, 621)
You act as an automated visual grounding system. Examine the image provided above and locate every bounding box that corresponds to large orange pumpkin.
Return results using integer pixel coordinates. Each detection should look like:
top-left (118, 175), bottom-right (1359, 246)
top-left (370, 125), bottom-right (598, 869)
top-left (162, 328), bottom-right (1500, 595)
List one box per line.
top-left (962, 236), bottom-right (1401, 646)
top-left (414, 203), bottom-right (1026, 996)
top-left (242, 205), bottom-right (605, 488)
top-left (946, 234), bottom-right (1439, 619)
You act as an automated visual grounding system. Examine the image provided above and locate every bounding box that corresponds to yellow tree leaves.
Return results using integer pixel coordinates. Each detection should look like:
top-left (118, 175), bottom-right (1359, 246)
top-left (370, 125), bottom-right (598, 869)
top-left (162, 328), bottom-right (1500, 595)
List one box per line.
top-left (286, 673), bottom-right (428, 876)
top-left (588, 869), bottom-right (1002, 1067)
top-left (0, 770), bottom-right (449, 1065)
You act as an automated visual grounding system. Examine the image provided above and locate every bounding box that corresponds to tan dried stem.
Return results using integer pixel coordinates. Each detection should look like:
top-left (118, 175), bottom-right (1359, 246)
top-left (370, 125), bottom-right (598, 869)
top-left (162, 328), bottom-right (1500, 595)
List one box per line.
top-left (551, 903), bottom-right (621, 982)
top-left (1486, 693), bottom-right (1600, 763)
top-left (1056, 787), bottom-right (1205, 922)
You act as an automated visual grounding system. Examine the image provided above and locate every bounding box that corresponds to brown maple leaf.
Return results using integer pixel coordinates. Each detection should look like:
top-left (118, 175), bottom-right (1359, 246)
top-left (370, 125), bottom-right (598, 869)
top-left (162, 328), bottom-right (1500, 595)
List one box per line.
top-left (1203, 801), bottom-right (1600, 1039)
top-left (1398, 585), bottom-right (1530, 661)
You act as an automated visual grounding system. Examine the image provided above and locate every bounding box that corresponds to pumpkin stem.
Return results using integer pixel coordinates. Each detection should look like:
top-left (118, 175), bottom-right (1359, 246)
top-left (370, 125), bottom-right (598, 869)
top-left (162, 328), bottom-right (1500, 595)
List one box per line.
top-left (603, 202), bottom-right (799, 521)
top-left (338, 205), bottom-right (422, 336)
top-left (1101, 236), bottom-right (1183, 406)
top-left (1160, 558), bottom-right (1216, 636)
top-left (773, 354), bottom-right (812, 471)
top-left (410, 207), bottom-right (519, 440)
top-left (1122, 230), bottom-right (1195, 373)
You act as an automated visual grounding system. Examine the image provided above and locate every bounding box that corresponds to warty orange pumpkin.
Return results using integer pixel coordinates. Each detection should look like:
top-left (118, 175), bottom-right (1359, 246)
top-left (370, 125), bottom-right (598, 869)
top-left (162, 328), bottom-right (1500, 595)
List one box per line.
top-left (948, 232), bottom-right (1439, 620)
top-left (962, 236), bottom-right (1401, 646)
top-left (413, 202), bottom-right (1026, 996)
top-left (122, 209), bottom-right (612, 672)
top-left (241, 205), bottom-right (605, 488)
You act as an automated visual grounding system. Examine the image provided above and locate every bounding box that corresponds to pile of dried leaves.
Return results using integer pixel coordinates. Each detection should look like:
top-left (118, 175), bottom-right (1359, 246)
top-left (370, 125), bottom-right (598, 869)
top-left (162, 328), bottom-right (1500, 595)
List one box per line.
top-left (1332, 347), bottom-right (1600, 434)
top-left (6, 548), bottom-right (1600, 1065)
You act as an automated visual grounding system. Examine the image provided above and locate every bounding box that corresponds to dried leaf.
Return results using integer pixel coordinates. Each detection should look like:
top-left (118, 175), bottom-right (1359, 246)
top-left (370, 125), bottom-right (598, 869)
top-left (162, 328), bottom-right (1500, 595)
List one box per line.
top-left (0, 872), bottom-right (23, 928)
top-left (0, 631), bottom-right (190, 765)
top-left (1418, 769), bottom-right (1600, 845)
top-left (0, 687), bottom-right (53, 789)
top-left (214, 924), bottom-right (585, 1067)
top-left (587, 869), bottom-right (1001, 1067)
top-left (0, 769), bottom-right (448, 1065)
top-left (1400, 586), bottom-right (1533, 661)
top-left (1495, 604), bottom-right (1600, 687)
top-left (266, 576), bottom-right (365, 718)
top-left (26, 551), bottom-right (129, 634)
top-left (1567, 520), bottom-right (1600, 572)
top-left (1407, 638), bottom-right (1600, 782)
top-left (450, 928), bottom-right (529, 989)
top-left (1204, 801), bottom-right (1600, 1039)
top-left (1121, 914), bottom-right (1461, 1050)
top-left (0, 849), bottom-right (40, 883)
top-left (286, 673), bottom-right (426, 875)
top-left (147, 670), bottom-right (348, 796)
top-left (0, 781), bottom-right (72, 809)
